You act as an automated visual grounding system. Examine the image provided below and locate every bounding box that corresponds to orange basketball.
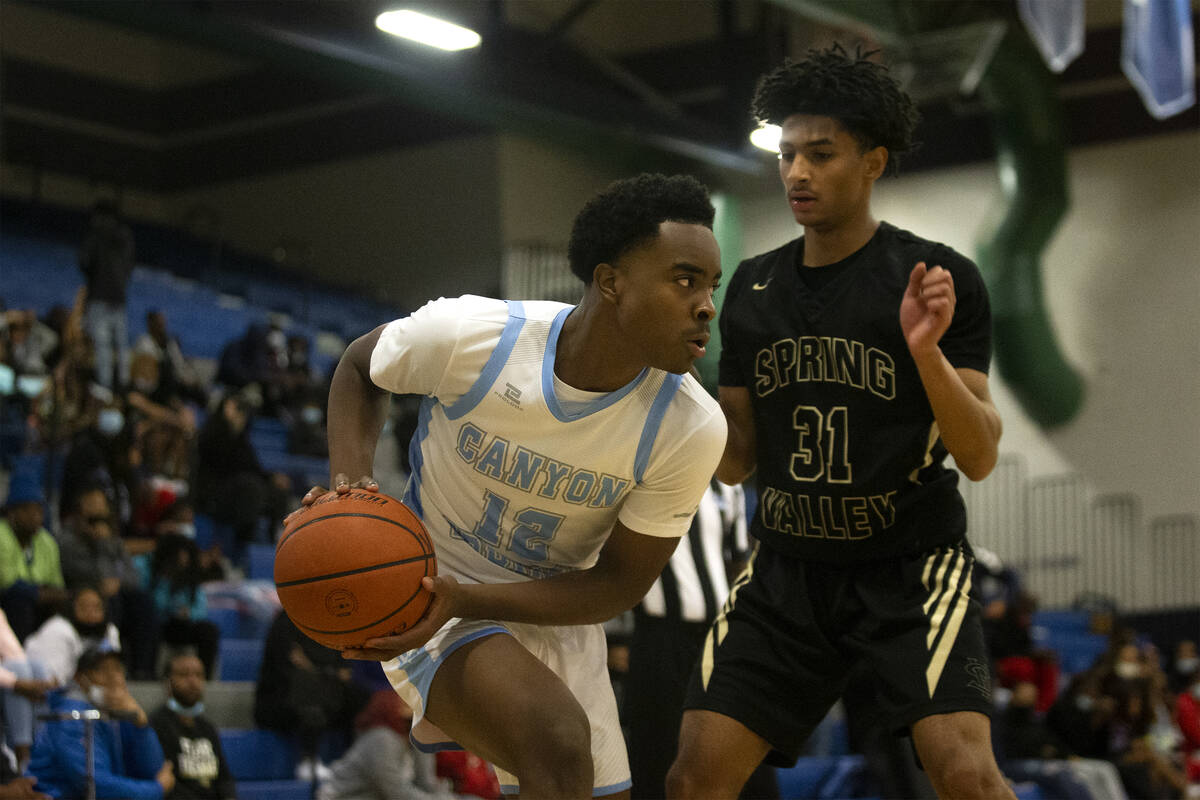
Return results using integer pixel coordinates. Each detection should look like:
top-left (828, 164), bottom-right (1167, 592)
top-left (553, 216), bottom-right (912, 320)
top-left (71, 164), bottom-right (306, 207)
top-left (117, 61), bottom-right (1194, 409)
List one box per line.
top-left (274, 490), bottom-right (437, 649)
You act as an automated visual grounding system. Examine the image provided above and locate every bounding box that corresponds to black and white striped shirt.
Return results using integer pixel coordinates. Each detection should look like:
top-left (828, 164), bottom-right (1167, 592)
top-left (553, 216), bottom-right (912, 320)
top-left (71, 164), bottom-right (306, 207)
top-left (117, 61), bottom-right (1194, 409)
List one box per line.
top-left (638, 481), bottom-right (749, 624)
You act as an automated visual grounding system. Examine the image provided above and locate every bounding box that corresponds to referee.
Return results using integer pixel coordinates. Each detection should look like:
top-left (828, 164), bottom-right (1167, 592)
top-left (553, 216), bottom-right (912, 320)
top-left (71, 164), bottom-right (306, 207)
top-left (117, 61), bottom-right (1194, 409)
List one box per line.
top-left (625, 481), bottom-right (777, 799)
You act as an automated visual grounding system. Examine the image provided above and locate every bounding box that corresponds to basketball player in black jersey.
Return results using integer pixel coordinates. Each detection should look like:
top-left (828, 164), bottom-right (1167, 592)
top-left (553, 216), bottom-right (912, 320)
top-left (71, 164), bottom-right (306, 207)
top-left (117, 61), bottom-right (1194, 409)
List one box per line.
top-left (666, 46), bottom-right (1013, 800)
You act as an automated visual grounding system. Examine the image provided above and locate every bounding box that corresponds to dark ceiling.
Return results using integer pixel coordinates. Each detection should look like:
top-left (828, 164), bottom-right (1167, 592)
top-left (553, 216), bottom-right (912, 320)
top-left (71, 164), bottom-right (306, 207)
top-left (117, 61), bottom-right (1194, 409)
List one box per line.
top-left (2, 0), bottom-right (1196, 192)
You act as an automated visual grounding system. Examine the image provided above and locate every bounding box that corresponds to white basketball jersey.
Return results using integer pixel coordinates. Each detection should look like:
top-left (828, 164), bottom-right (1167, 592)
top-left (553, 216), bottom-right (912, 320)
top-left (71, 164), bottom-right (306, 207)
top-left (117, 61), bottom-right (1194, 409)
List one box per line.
top-left (369, 295), bottom-right (726, 585)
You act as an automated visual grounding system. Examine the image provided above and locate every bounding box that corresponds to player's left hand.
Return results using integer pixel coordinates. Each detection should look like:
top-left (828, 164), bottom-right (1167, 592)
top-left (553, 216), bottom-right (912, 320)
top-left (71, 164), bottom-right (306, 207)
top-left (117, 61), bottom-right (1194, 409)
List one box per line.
top-left (899, 261), bottom-right (955, 357)
top-left (340, 575), bottom-right (461, 661)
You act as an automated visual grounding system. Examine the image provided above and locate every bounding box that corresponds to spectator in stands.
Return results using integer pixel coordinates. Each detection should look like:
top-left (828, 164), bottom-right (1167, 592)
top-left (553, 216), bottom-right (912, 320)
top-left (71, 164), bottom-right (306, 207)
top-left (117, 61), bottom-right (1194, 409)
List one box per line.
top-left (1177, 666), bottom-right (1200, 785)
top-left (57, 487), bottom-right (157, 679)
top-left (0, 309), bottom-right (56, 380)
top-left (126, 353), bottom-right (195, 482)
top-left (1045, 668), bottom-right (1113, 760)
top-left (1105, 674), bottom-right (1188, 799)
top-left (147, 534), bottom-right (219, 679)
top-left (44, 288), bottom-right (95, 443)
top-left (24, 585), bottom-right (121, 686)
top-left (132, 310), bottom-right (207, 408)
top-left (0, 713), bottom-right (49, 799)
top-left (152, 502), bottom-right (224, 585)
top-left (29, 645), bottom-right (174, 799)
top-left (193, 391), bottom-right (292, 552)
top-left (316, 689), bottom-right (458, 800)
top-left (254, 610), bottom-right (370, 782)
top-left (1170, 639), bottom-right (1199, 695)
top-left (0, 474), bottom-right (67, 642)
top-left (148, 652), bottom-right (236, 800)
top-left (985, 589), bottom-right (1060, 713)
top-left (285, 388), bottom-right (328, 459)
top-left (60, 387), bottom-right (138, 529)
top-left (995, 681), bottom-right (1066, 761)
top-left (0, 608), bottom-right (56, 772)
top-left (278, 334), bottom-right (319, 413)
top-left (215, 323), bottom-right (274, 394)
top-left (79, 199), bottom-right (135, 390)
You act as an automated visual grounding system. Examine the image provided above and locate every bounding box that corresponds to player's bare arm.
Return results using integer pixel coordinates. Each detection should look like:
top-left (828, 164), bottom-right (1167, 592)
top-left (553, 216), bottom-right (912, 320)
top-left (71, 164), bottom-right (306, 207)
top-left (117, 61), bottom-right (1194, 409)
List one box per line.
top-left (900, 262), bottom-right (1002, 481)
top-left (321, 325), bottom-right (391, 494)
top-left (343, 521), bottom-right (680, 660)
top-left (715, 386), bottom-right (756, 485)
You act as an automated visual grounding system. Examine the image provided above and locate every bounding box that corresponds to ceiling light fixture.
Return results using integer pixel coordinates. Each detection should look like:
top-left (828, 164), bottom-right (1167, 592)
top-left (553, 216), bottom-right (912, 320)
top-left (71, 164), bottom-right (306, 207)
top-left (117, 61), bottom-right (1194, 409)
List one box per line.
top-left (749, 124), bottom-right (781, 154)
top-left (375, 9), bottom-right (481, 51)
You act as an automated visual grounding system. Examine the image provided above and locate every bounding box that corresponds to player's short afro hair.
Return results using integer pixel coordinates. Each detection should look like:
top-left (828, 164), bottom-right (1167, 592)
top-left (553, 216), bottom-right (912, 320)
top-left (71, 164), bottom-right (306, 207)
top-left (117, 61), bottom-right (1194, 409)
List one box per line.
top-left (568, 173), bottom-right (715, 284)
top-left (752, 44), bottom-right (920, 175)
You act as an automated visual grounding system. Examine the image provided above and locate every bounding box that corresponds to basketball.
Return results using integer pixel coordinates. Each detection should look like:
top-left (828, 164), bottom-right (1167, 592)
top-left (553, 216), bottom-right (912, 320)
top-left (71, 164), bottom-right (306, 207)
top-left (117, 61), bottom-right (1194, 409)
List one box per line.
top-left (274, 490), bottom-right (437, 649)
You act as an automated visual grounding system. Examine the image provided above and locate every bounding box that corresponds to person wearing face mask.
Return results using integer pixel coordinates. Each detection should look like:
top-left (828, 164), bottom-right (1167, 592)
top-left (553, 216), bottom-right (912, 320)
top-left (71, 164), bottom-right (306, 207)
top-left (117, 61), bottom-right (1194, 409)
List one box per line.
top-left (148, 653), bottom-right (235, 800)
top-left (57, 487), bottom-right (158, 679)
top-left (28, 646), bottom-right (174, 800)
top-left (124, 352), bottom-right (195, 481)
top-left (25, 586), bottom-right (122, 686)
top-left (1170, 640), bottom-right (1199, 695)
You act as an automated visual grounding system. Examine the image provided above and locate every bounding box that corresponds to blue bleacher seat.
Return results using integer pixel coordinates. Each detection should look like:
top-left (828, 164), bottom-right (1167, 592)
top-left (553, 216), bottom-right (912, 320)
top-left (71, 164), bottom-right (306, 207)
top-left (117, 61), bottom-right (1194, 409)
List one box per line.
top-left (220, 729), bottom-right (298, 780)
top-left (776, 757), bottom-right (837, 799)
top-left (194, 513), bottom-right (236, 555)
top-left (236, 781), bottom-right (313, 800)
top-left (246, 543), bottom-right (275, 581)
top-left (1031, 610), bottom-right (1091, 634)
top-left (218, 638), bottom-right (265, 681)
top-left (207, 606), bottom-right (243, 640)
top-left (1048, 631), bottom-right (1109, 674)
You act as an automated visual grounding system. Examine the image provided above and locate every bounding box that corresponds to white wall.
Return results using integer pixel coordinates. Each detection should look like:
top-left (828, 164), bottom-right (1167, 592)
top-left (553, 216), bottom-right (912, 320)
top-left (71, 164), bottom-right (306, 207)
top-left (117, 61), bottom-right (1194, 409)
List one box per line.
top-left (740, 131), bottom-right (1200, 522)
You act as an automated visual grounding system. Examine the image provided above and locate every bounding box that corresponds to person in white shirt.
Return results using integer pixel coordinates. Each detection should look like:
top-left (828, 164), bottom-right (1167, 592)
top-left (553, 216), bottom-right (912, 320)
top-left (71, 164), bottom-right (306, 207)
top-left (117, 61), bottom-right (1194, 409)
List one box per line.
top-left (24, 586), bottom-right (120, 686)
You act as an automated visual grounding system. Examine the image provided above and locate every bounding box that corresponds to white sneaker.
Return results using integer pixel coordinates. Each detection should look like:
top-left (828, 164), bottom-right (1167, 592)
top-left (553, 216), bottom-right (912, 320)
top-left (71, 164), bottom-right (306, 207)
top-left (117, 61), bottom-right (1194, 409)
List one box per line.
top-left (295, 758), bottom-right (332, 782)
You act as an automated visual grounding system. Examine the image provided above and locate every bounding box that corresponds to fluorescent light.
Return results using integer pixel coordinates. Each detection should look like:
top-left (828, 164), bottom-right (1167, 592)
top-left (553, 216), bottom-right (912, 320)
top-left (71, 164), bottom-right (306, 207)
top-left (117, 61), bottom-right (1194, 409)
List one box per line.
top-left (749, 124), bottom-right (781, 154)
top-left (376, 9), bottom-right (481, 51)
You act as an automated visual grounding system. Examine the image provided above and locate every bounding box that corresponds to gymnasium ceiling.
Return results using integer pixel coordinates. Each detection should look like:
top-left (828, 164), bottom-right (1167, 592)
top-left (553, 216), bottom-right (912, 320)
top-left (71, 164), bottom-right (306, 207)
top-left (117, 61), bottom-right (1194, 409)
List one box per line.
top-left (1, 0), bottom-right (1197, 192)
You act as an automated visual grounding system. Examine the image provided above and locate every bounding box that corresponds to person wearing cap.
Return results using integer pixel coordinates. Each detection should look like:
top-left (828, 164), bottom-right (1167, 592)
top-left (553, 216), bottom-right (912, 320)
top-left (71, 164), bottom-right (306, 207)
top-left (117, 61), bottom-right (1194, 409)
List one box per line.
top-left (28, 646), bottom-right (174, 799)
top-left (0, 475), bottom-right (67, 642)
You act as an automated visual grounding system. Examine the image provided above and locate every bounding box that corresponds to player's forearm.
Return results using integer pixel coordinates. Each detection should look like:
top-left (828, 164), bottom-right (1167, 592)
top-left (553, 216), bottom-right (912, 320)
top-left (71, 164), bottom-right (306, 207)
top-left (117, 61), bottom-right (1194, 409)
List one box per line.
top-left (327, 332), bottom-right (390, 481)
top-left (911, 350), bottom-right (1001, 481)
top-left (454, 565), bottom-right (648, 626)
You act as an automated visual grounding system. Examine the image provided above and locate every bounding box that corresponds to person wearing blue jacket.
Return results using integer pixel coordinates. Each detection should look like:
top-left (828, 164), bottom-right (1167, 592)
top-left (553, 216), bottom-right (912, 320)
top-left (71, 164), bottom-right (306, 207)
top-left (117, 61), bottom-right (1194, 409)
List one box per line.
top-left (28, 646), bottom-right (174, 799)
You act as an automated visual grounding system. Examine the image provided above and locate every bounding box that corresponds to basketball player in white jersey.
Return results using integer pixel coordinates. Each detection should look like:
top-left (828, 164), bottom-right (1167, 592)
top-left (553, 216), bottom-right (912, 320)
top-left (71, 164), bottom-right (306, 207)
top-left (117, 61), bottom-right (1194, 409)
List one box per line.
top-left (299, 174), bottom-right (727, 799)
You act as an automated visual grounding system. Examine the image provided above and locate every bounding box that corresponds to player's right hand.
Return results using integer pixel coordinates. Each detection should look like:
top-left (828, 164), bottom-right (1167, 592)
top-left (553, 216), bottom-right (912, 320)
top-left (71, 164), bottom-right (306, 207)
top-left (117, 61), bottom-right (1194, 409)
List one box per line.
top-left (340, 575), bottom-right (460, 661)
top-left (289, 473), bottom-right (380, 525)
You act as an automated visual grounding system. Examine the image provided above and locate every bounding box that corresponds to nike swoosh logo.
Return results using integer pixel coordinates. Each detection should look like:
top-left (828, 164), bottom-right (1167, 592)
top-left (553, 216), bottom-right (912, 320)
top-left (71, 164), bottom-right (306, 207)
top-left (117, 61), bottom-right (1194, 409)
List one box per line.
top-left (752, 279), bottom-right (771, 290)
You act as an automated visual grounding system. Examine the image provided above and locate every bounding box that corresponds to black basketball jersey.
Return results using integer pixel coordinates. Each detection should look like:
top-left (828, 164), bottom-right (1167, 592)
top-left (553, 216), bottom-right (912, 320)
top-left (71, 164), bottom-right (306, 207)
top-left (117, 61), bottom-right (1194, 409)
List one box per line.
top-left (718, 222), bottom-right (992, 563)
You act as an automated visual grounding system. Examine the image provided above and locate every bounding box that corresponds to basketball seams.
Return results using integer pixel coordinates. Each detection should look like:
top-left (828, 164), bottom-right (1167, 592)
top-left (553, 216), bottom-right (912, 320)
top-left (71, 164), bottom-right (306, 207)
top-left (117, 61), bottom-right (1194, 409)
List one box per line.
top-left (274, 494), bottom-right (438, 648)
top-left (277, 512), bottom-right (431, 552)
top-left (274, 553), bottom-right (436, 587)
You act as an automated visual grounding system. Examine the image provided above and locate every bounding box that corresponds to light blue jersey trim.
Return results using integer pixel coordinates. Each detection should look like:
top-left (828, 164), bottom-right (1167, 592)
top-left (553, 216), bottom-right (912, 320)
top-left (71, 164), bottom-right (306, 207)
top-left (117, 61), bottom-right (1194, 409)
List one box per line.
top-left (542, 306), bottom-right (648, 422)
top-left (443, 301), bottom-right (526, 421)
top-left (403, 396), bottom-right (437, 519)
top-left (633, 373), bottom-right (681, 483)
top-left (402, 625), bottom-right (508, 752)
top-left (498, 779), bottom-right (633, 797)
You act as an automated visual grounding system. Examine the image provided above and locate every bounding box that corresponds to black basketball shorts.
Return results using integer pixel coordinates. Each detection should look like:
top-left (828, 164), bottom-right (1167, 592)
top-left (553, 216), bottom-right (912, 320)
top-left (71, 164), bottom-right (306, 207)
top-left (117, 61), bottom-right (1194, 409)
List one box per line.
top-left (683, 540), bottom-right (995, 766)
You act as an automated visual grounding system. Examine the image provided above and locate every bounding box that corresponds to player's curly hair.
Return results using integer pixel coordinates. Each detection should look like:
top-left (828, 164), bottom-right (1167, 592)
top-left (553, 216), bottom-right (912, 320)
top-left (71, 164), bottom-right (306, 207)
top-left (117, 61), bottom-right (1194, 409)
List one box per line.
top-left (752, 44), bottom-right (920, 175)
top-left (567, 173), bottom-right (715, 284)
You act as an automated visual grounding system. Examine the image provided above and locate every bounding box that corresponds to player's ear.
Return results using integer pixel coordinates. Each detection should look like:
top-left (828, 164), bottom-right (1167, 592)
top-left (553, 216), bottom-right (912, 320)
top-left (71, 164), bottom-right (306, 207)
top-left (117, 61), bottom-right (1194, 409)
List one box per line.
top-left (594, 262), bottom-right (619, 302)
top-left (864, 146), bottom-right (887, 181)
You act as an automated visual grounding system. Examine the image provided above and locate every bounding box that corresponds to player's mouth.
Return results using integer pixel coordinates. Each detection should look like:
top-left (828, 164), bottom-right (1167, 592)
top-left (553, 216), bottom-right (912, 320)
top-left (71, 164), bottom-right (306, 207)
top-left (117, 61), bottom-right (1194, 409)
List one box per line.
top-left (686, 332), bottom-right (709, 359)
top-left (789, 191), bottom-right (816, 212)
